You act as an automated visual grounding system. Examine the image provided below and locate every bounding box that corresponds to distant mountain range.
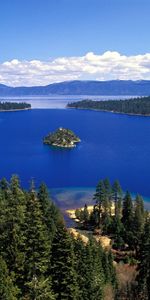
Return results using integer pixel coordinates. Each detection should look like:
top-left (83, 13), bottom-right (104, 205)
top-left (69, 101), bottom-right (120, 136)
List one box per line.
top-left (1, 80), bottom-right (150, 96)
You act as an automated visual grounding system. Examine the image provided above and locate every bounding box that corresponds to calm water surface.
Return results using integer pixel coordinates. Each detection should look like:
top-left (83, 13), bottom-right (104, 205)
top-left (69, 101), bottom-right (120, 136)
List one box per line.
top-left (0, 97), bottom-right (150, 209)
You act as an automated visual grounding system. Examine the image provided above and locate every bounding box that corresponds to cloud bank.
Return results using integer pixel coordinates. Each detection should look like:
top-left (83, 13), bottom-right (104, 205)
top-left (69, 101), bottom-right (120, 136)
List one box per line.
top-left (1, 51), bottom-right (150, 86)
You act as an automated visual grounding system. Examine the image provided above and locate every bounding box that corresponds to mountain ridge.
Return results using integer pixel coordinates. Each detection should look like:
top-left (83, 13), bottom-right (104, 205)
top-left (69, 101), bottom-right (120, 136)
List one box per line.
top-left (0, 80), bottom-right (150, 96)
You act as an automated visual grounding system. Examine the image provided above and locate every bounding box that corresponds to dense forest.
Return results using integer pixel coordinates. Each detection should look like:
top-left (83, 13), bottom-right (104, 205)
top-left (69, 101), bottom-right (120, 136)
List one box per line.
top-left (0, 176), bottom-right (150, 299)
top-left (75, 178), bottom-right (150, 299)
top-left (67, 96), bottom-right (150, 115)
top-left (0, 175), bottom-right (117, 300)
top-left (0, 102), bottom-right (31, 111)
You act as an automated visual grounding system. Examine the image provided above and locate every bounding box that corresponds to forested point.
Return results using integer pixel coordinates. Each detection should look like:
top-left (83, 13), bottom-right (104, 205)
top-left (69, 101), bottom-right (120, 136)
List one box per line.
top-left (74, 178), bottom-right (150, 299)
top-left (67, 96), bottom-right (150, 115)
top-left (0, 102), bottom-right (31, 111)
top-left (0, 175), bottom-right (117, 300)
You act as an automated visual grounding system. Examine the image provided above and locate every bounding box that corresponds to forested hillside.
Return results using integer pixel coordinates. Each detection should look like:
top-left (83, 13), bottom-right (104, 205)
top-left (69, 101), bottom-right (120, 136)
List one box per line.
top-left (0, 176), bottom-right (116, 300)
top-left (68, 97), bottom-right (150, 115)
top-left (75, 178), bottom-right (150, 299)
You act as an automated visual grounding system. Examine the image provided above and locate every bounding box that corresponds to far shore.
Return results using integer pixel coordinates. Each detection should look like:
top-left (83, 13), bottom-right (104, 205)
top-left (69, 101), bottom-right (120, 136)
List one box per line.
top-left (0, 108), bottom-right (31, 112)
top-left (67, 106), bottom-right (150, 117)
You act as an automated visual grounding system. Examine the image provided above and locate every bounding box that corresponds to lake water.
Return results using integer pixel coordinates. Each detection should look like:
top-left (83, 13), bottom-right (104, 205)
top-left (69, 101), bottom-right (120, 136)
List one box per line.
top-left (0, 95), bottom-right (136, 109)
top-left (0, 96), bottom-right (150, 211)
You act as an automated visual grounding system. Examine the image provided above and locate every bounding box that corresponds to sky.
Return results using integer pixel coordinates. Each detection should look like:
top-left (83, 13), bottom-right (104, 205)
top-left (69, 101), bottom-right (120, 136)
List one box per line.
top-left (0, 0), bottom-right (150, 86)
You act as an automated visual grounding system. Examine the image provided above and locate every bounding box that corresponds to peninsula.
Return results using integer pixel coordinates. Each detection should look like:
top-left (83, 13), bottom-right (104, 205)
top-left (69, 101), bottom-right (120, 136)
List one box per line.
top-left (0, 101), bottom-right (31, 111)
top-left (67, 96), bottom-right (150, 116)
top-left (43, 127), bottom-right (81, 148)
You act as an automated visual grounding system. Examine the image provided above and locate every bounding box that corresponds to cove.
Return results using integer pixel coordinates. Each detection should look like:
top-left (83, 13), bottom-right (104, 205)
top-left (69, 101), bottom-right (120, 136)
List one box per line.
top-left (0, 107), bottom-right (150, 208)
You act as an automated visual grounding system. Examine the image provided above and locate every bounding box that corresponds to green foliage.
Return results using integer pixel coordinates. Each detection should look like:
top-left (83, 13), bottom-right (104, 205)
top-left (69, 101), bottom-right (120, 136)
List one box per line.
top-left (112, 180), bottom-right (122, 217)
top-left (0, 256), bottom-right (19, 300)
top-left (38, 183), bottom-right (63, 239)
top-left (51, 224), bottom-right (79, 299)
top-left (24, 189), bottom-right (51, 282)
top-left (121, 191), bottom-right (134, 248)
top-left (68, 97), bottom-right (150, 115)
top-left (25, 276), bottom-right (55, 300)
top-left (43, 128), bottom-right (80, 148)
top-left (136, 219), bottom-right (150, 299)
top-left (0, 101), bottom-right (31, 110)
top-left (93, 180), bottom-right (106, 228)
top-left (0, 175), bottom-right (118, 299)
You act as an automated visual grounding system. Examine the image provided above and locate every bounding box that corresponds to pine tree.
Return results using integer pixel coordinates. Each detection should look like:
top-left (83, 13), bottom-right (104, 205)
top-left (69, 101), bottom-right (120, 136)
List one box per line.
top-left (73, 236), bottom-right (88, 300)
top-left (0, 256), bottom-right (19, 300)
top-left (24, 186), bottom-right (50, 285)
top-left (136, 219), bottom-right (150, 299)
top-left (93, 180), bottom-right (106, 228)
top-left (0, 175), bottom-right (27, 287)
top-left (102, 251), bottom-right (116, 288)
top-left (82, 204), bottom-right (89, 228)
top-left (133, 195), bottom-right (145, 252)
top-left (122, 191), bottom-right (134, 247)
top-left (25, 275), bottom-right (55, 300)
top-left (122, 191), bottom-right (133, 230)
top-left (51, 224), bottom-right (79, 299)
top-left (112, 180), bottom-right (122, 217)
top-left (103, 178), bottom-right (112, 215)
top-left (38, 183), bottom-right (63, 239)
top-left (84, 239), bottom-right (104, 300)
top-left (0, 177), bottom-right (9, 199)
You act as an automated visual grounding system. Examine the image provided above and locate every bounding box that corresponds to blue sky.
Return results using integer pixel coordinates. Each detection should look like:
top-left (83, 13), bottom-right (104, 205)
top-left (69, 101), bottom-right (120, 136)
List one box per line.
top-left (0, 0), bottom-right (150, 86)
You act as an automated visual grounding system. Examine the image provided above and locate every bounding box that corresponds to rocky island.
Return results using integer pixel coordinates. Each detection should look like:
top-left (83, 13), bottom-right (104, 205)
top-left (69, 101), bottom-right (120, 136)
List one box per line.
top-left (43, 127), bottom-right (81, 148)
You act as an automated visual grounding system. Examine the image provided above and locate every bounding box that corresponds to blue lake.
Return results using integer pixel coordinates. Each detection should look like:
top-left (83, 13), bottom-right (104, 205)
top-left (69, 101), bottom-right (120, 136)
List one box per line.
top-left (0, 101), bottom-right (150, 210)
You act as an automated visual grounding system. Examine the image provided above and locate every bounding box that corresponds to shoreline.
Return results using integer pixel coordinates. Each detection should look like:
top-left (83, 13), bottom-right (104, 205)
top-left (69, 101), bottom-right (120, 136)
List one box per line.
top-left (66, 203), bottom-right (115, 220)
top-left (0, 108), bottom-right (31, 112)
top-left (67, 106), bottom-right (150, 117)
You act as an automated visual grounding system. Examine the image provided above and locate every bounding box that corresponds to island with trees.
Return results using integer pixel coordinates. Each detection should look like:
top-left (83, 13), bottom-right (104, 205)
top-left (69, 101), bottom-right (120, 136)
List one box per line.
top-left (0, 101), bottom-right (31, 111)
top-left (67, 96), bottom-right (150, 116)
top-left (43, 127), bottom-right (81, 148)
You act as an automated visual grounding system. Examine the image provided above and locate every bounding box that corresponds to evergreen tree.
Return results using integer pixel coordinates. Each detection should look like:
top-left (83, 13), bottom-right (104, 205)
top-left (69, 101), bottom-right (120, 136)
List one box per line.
top-left (38, 183), bottom-right (63, 240)
top-left (73, 237), bottom-right (89, 300)
top-left (25, 275), bottom-right (55, 300)
top-left (122, 191), bottom-right (134, 247)
top-left (0, 175), bottom-right (27, 287)
top-left (0, 256), bottom-right (19, 300)
top-left (132, 195), bottom-right (145, 252)
top-left (122, 191), bottom-right (133, 230)
top-left (0, 177), bottom-right (9, 199)
top-left (136, 219), bottom-right (150, 299)
top-left (82, 204), bottom-right (89, 227)
top-left (51, 224), bottom-right (79, 300)
top-left (81, 238), bottom-right (104, 300)
top-left (112, 180), bottom-right (122, 217)
top-left (103, 178), bottom-right (112, 215)
top-left (24, 187), bottom-right (50, 285)
top-left (93, 180), bottom-right (106, 228)
top-left (102, 251), bottom-right (116, 288)
top-left (111, 216), bottom-right (125, 250)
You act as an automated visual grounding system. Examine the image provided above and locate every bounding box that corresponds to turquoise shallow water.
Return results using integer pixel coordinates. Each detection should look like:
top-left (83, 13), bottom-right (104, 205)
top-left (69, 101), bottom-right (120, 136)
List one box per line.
top-left (50, 186), bottom-right (150, 210)
top-left (49, 187), bottom-right (150, 226)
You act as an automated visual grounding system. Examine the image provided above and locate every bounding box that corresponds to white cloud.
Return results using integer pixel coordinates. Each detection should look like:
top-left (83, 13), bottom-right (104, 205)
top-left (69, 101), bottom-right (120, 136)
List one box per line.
top-left (1, 51), bottom-right (150, 86)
